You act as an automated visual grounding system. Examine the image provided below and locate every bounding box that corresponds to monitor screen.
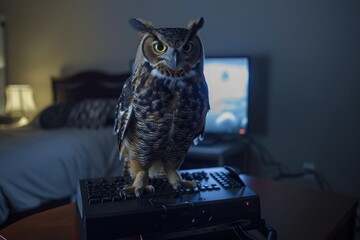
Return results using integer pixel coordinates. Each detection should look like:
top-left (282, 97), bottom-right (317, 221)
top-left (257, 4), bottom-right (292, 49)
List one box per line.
top-left (204, 57), bottom-right (250, 136)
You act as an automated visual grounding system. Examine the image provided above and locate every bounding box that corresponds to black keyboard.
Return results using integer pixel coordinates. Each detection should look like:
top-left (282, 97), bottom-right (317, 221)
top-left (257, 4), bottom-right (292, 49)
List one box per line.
top-left (76, 167), bottom-right (261, 240)
top-left (85, 169), bottom-right (245, 205)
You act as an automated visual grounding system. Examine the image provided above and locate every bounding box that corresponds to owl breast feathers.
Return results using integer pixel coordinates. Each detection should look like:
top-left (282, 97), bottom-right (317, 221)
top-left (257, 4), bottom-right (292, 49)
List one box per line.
top-left (113, 17), bottom-right (210, 197)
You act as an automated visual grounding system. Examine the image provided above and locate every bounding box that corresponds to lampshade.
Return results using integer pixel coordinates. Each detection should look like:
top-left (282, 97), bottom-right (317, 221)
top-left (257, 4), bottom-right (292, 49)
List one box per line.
top-left (5, 84), bottom-right (36, 117)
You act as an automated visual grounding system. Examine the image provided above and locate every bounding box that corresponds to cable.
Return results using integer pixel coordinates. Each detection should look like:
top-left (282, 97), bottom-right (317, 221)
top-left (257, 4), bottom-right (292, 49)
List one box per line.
top-left (232, 225), bottom-right (257, 240)
top-left (232, 220), bottom-right (277, 240)
top-left (242, 136), bottom-right (332, 191)
top-left (242, 136), bottom-right (304, 177)
top-left (242, 136), bottom-right (293, 176)
top-left (304, 168), bottom-right (333, 190)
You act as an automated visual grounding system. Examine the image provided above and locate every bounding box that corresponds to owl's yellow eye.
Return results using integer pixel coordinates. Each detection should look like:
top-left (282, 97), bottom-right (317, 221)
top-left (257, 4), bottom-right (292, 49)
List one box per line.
top-left (183, 42), bottom-right (193, 53)
top-left (153, 42), bottom-right (167, 54)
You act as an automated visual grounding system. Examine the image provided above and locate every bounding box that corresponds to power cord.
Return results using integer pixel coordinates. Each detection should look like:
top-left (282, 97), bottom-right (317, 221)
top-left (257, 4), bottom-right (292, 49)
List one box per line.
top-left (232, 225), bottom-right (256, 240)
top-left (232, 220), bottom-right (277, 240)
top-left (241, 136), bottom-right (332, 191)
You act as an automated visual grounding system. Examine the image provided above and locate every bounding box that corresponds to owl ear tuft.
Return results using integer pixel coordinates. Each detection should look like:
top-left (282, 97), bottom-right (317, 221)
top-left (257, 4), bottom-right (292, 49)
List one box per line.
top-left (188, 17), bottom-right (204, 35)
top-left (129, 18), bottom-right (155, 35)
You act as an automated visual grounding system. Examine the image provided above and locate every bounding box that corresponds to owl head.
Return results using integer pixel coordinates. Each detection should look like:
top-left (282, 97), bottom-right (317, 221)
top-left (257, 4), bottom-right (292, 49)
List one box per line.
top-left (129, 18), bottom-right (205, 79)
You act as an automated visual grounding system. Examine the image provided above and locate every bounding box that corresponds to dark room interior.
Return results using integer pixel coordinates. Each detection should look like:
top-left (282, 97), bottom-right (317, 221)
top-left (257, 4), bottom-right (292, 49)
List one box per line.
top-left (0, 1), bottom-right (359, 239)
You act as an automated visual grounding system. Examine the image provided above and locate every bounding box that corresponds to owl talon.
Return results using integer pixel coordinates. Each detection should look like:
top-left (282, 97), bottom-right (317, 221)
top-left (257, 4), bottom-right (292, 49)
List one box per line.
top-left (120, 188), bottom-right (128, 200)
top-left (134, 188), bottom-right (143, 198)
top-left (171, 182), bottom-right (182, 190)
top-left (120, 184), bottom-right (155, 198)
top-left (135, 185), bottom-right (155, 197)
top-left (145, 185), bottom-right (156, 195)
top-left (120, 186), bottom-right (136, 198)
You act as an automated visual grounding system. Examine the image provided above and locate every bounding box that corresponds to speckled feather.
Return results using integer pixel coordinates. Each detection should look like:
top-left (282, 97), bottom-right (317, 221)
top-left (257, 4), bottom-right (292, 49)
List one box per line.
top-left (114, 61), bottom-right (208, 171)
top-left (154, 28), bottom-right (189, 48)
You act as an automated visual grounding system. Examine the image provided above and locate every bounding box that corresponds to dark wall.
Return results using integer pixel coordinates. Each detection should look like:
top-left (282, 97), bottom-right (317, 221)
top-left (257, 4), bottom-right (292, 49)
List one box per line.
top-left (1, 0), bottom-right (360, 199)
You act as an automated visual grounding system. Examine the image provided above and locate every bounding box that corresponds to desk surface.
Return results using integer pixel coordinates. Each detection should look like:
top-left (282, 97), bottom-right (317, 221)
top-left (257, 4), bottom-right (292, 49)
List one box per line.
top-left (0, 175), bottom-right (357, 240)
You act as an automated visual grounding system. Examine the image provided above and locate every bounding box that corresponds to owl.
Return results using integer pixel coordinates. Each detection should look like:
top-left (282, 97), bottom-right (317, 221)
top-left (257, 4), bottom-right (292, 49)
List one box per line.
top-left (113, 17), bottom-right (209, 197)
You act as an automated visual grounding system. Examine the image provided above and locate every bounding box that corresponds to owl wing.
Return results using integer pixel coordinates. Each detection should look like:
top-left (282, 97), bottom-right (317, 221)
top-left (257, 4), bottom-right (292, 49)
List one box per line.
top-left (113, 76), bottom-right (134, 148)
top-left (193, 75), bottom-right (210, 145)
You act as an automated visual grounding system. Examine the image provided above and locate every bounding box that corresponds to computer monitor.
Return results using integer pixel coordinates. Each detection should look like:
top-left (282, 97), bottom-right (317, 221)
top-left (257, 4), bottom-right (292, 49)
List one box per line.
top-left (204, 57), bottom-right (250, 136)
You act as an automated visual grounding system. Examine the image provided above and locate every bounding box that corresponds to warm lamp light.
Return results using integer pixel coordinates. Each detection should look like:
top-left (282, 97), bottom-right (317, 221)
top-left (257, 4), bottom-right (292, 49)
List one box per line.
top-left (4, 84), bottom-right (36, 126)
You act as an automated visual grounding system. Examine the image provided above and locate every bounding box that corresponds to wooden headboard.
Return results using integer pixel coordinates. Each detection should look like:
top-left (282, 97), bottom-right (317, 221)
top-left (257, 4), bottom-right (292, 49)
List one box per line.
top-left (51, 70), bottom-right (130, 103)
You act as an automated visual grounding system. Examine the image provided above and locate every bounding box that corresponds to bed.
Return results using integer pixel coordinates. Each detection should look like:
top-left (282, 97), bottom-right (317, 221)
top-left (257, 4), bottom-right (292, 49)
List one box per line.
top-left (0, 70), bottom-right (130, 227)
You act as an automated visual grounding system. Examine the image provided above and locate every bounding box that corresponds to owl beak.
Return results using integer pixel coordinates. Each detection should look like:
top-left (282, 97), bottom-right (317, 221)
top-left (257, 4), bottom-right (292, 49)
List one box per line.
top-left (167, 50), bottom-right (180, 71)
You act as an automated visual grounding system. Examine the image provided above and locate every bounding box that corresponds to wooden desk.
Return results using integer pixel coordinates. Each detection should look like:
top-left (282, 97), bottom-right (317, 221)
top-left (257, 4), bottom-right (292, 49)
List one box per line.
top-left (0, 175), bottom-right (357, 240)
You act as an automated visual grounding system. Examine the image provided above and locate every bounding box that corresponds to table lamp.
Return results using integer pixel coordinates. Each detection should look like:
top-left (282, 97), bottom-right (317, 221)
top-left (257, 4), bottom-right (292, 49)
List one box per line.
top-left (4, 84), bottom-right (36, 127)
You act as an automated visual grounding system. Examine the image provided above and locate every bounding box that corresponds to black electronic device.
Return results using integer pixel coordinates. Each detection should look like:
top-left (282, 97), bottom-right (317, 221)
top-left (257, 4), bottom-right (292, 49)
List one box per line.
top-left (76, 167), bottom-right (272, 240)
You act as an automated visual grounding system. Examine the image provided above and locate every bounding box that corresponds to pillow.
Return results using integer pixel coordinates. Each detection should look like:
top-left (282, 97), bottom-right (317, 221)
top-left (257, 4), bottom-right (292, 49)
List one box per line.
top-left (39, 102), bottom-right (75, 129)
top-left (67, 99), bottom-right (117, 129)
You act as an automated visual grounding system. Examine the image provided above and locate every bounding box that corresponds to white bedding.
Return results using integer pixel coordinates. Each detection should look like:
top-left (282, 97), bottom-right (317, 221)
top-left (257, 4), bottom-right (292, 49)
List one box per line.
top-left (0, 126), bottom-right (122, 224)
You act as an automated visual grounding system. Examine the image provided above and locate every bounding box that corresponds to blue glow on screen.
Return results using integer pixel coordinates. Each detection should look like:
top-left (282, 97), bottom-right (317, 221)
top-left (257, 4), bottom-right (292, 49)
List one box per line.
top-left (204, 57), bottom-right (249, 135)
